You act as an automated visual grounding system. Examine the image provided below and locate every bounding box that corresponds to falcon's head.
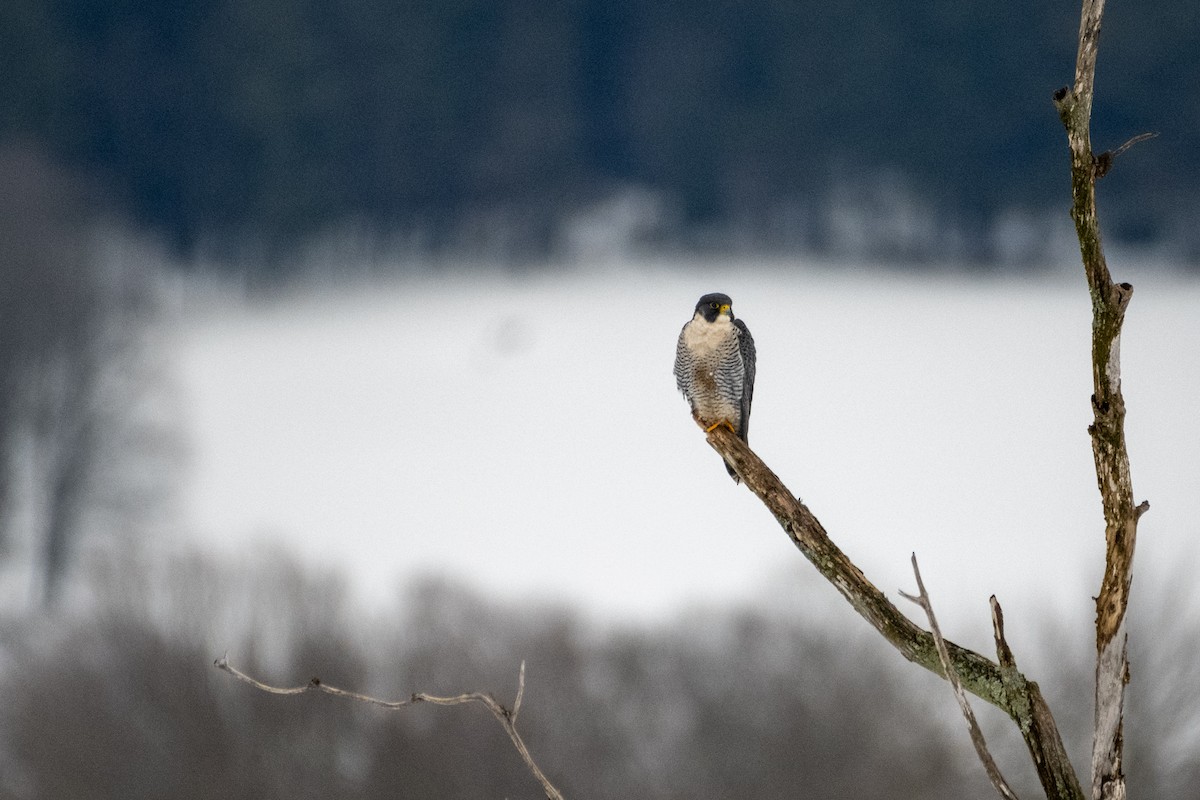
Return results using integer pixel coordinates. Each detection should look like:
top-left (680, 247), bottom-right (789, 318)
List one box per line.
top-left (694, 293), bottom-right (733, 323)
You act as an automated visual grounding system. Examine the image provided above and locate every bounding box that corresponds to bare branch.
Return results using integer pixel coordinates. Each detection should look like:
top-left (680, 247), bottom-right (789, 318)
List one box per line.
top-left (706, 427), bottom-right (1084, 799)
top-left (512, 659), bottom-right (526, 725)
top-left (900, 555), bottom-right (1019, 800)
top-left (1094, 132), bottom-right (1158, 178)
top-left (214, 654), bottom-right (565, 800)
top-left (990, 598), bottom-right (1016, 669)
top-left (1054, 1), bottom-right (1145, 797)
top-left (1110, 131), bottom-right (1157, 159)
top-left (710, 428), bottom-right (1001, 704)
top-left (992, 596), bottom-right (1088, 800)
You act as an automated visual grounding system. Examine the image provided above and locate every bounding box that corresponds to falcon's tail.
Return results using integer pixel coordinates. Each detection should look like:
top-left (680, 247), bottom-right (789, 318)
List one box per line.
top-left (723, 429), bottom-right (748, 483)
top-left (724, 458), bottom-right (741, 484)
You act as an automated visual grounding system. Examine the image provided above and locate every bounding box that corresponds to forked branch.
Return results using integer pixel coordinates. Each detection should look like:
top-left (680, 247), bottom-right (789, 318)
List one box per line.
top-left (214, 655), bottom-right (564, 800)
top-left (706, 426), bottom-right (1084, 800)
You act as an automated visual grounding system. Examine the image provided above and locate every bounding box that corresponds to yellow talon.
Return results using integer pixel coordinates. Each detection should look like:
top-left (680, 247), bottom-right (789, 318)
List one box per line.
top-left (704, 420), bottom-right (737, 434)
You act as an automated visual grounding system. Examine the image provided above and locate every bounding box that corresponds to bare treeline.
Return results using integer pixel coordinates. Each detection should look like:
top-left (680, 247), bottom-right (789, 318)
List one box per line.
top-left (1, 548), bottom-right (1196, 799)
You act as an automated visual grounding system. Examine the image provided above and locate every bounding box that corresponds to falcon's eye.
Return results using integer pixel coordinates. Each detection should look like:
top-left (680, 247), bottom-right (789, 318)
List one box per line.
top-left (709, 302), bottom-right (719, 309)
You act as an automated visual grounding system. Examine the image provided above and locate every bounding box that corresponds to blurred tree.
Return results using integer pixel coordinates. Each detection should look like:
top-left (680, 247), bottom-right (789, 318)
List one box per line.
top-left (0, 142), bottom-right (176, 607)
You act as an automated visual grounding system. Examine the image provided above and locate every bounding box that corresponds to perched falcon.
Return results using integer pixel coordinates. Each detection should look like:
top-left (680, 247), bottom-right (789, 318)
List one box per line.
top-left (674, 292), bottom-right (757, 482)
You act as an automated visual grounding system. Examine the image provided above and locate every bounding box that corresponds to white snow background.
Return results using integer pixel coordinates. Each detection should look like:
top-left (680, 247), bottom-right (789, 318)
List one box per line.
top-left (174, 260), bottom-right (1200, 650)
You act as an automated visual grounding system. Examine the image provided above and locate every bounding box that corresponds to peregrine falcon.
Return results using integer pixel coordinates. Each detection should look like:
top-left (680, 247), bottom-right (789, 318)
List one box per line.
top-left (674, 293), bottom-right (756, 482)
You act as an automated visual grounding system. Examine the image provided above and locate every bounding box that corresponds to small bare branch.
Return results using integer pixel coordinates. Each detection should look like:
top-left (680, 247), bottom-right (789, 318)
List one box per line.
top-left (214, 654), bottom-right (565, 800)
top-left (990, 597), bottom-right (1016, 670)
top-left (989, 596), bottom-right (1086, 800)
top-left (1095, 132), bottom-right (1158, 178)
top-left (900, 555), bottom-right (1019, 800)
top-left (512, 659), bottom-right (526, 724)
top-left (1109, 132), bottom-right (1157, 158)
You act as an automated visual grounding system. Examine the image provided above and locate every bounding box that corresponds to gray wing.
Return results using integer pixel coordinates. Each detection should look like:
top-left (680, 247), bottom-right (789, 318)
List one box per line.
top-left (673, 324), bottom-right (693, 401)
top-left (734, 318), bottom-right (756, 442)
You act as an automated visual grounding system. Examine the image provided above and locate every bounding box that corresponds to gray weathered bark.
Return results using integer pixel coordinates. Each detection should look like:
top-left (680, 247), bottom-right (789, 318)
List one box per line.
top-left (1052, 1), bottom-right (1147, 798)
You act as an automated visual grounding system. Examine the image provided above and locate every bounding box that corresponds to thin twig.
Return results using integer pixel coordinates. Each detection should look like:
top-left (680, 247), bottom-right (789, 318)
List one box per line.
top-left (900, 555), bottom-right (1019, 800)
top-left (990, 596), bottom-right (1084, 799)
top-left (214, 654), bottom-right (565, 800)
top-left (1110, 131), bottom-right (1157, 158)
top-left (1095, 132), bottom-right (1158, 177)
top-left (512, 659), bottom-right (526, 724)
top-left (990, 598), bottom-right (1017, 670)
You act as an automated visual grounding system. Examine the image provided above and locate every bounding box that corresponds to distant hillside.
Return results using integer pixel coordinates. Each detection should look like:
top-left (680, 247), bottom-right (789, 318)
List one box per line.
top-left (4, 0), bottom-right (1197, 267)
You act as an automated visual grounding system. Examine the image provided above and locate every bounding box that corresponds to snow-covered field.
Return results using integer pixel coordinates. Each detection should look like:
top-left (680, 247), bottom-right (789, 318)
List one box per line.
top-left (173, 259), bottom-right (1200, 648)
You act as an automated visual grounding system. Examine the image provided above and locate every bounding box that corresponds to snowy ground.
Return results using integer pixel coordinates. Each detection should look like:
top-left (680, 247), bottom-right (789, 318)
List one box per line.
top-left (172, 259), bottom-right (1200, 650)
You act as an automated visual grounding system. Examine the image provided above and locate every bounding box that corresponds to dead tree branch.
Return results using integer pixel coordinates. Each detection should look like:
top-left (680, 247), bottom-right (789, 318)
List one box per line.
top-left (1053, 1), bottom-right (1147, 798)
top-left (989, 596), bottom-right (1082, 799)
top-left (706, 426), bottom-right (1084, 800)
top-left (900, 554), bottom-right (1018, 800)
top-left (1094, 132), bottom-right (1157, 178)
top-left (214, 654), bottom-right (564, 800)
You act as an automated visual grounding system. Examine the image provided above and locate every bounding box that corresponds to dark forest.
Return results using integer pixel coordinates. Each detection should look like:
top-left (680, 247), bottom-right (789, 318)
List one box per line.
top-left (4, 0), bottom-right (1198, 267)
